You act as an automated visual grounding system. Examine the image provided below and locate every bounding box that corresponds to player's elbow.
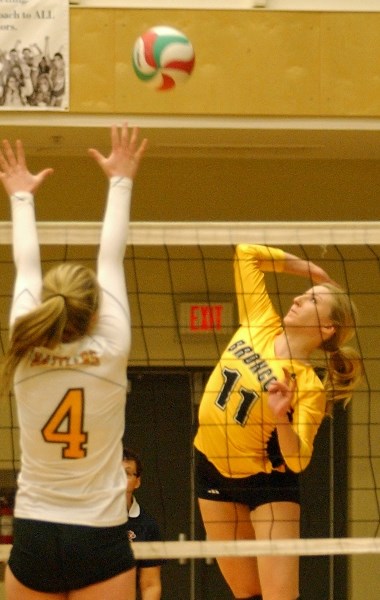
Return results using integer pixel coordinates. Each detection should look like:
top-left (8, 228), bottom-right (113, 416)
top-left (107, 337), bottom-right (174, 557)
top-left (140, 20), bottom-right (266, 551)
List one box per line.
top-left (284, 453), bottom-right (312, 473)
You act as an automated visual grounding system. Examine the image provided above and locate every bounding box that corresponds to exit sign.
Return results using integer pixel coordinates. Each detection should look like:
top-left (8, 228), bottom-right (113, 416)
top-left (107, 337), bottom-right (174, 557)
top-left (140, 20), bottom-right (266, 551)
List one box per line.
top-left (179, 302), bottom-right (234, 335)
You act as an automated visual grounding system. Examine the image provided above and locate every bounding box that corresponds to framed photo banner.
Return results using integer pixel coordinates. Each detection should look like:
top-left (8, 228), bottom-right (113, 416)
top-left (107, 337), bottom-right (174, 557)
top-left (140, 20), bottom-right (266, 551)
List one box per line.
top-left (0, 0), bottom-right (69, 110)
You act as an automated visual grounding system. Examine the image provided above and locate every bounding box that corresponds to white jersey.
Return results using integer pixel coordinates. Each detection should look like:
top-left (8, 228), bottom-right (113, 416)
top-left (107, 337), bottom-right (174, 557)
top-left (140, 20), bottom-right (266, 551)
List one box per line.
top-left (10, 177), bottom-right (132, 527)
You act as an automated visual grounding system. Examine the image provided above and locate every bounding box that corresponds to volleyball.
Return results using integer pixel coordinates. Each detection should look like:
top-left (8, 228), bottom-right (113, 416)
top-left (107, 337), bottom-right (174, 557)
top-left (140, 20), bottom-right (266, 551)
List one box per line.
top-left (132, 26), bottom-right (195, 91)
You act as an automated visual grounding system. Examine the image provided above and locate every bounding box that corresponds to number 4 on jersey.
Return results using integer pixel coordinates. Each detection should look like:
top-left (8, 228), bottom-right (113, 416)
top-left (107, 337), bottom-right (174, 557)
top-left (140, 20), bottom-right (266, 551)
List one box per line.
top-left (41, 388), bottom-right (88, 459)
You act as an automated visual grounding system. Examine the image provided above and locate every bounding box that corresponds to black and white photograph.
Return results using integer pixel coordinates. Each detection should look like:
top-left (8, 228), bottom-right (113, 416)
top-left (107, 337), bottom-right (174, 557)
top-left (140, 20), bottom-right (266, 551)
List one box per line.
top-left (0, 0), bottom-right (69, 110)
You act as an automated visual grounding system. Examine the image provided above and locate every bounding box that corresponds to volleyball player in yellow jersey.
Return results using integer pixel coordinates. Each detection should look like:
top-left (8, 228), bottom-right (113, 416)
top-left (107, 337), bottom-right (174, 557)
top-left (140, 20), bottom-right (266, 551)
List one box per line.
top-left (194, 244), bottom-right (362, 600)
top-left (0, 124), bottom-right (147, 600)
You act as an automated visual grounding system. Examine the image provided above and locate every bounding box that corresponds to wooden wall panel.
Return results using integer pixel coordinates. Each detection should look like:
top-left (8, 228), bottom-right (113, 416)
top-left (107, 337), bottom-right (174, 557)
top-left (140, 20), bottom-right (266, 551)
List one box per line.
top-left (69, 9), bottom-right (380, 117)
top-left (70, 10), bottom-right (117, 111)
top-left (321, 13), bottom-right (380, 115)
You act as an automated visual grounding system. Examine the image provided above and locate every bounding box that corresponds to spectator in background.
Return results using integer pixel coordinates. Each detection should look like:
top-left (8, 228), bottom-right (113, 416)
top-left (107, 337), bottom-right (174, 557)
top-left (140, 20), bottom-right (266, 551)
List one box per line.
top-left (123, 448), bottom-right (163, 600)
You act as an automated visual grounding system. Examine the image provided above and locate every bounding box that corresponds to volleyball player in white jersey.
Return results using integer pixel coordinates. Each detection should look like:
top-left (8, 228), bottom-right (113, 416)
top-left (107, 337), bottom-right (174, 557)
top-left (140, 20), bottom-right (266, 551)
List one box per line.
top-left (0, 123), bottom-right (147, 600)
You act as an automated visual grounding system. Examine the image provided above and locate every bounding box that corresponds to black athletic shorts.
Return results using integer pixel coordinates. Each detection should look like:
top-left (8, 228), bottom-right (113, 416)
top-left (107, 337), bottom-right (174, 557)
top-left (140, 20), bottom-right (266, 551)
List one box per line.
top-left (8, 518), bottom-right (136, 593)
top-left (195, 448), bottom-right (300, 510)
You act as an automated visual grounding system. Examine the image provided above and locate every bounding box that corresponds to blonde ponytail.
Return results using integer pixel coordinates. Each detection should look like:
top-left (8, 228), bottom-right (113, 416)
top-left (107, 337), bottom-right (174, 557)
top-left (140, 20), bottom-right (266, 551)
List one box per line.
top-left (319, 283), bottom-right (364, 413)
top-left (323, 346), bottom-right (364, 415)
top-left (2, 263), bottom-right (99, 389)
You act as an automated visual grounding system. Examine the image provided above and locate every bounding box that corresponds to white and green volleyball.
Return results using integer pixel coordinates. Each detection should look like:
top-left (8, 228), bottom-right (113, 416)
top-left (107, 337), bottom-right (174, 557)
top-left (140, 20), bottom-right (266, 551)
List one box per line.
top-left (132, 26), bottom-right (195, 91)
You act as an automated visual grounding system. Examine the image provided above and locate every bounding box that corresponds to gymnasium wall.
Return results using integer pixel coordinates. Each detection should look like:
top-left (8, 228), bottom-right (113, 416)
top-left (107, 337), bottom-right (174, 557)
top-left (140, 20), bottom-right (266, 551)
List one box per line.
top-left (69, 8), bottom-right (380, 117)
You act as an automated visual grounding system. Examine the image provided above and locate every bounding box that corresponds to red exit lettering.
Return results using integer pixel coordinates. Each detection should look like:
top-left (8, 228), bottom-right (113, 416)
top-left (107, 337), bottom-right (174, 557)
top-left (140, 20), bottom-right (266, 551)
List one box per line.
top-left (189, 304), bottom-right (223, 331)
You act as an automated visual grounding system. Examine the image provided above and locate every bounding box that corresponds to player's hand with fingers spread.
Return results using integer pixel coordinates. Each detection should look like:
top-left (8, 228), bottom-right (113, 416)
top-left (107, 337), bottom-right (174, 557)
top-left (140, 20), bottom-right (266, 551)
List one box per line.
top-left (88, 122), bottom-right (148, 181)
top-left (268, 367), bottom-right (297, 422)
top-left (0, 139), bottom-right (53, 196)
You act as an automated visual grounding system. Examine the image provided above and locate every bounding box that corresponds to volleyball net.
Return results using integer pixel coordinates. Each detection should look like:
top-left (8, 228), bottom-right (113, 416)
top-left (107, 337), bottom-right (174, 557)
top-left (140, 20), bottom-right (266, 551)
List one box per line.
top-left (0, 221), bottom-right (379, 597)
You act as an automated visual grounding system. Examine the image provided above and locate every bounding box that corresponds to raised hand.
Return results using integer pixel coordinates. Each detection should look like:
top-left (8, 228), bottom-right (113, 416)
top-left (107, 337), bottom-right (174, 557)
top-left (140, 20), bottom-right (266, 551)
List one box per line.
top-left (0, 139), bottom-right (53, 196)
top-left (88, 122), bottom-right (148, 181)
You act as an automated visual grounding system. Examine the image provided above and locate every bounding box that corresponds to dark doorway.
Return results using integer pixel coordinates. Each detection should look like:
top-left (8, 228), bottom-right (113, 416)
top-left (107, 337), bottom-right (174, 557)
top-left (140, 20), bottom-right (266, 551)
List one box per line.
top-left (124, 370), bottom-right (195, 600)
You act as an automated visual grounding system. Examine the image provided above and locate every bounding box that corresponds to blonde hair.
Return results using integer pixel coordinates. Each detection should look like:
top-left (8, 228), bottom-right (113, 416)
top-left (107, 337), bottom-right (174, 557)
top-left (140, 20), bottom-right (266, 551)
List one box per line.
top-left (3, 263), bottom-right (99, 386)
top-left (318, 283), bottom-right (363, 413)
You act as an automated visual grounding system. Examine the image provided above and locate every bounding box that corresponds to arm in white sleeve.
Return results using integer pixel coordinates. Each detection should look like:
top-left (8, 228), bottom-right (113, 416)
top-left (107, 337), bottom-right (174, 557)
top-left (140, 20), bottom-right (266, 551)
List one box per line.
top-left (9, 192), bottom-right (42, 326)
top-left (96, 176), bottom-right (132, 351)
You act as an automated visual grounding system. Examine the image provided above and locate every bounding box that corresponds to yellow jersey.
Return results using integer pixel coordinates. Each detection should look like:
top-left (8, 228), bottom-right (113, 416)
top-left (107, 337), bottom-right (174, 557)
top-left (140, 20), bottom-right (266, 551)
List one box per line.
top-left (194, 244), bottom-right (326, 477)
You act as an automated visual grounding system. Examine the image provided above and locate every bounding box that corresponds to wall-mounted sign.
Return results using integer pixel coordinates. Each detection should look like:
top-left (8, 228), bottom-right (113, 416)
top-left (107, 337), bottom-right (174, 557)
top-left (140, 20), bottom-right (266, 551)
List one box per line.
top-left (179, 302), bottom-right (234, 335)
top-left (0, 0), bottom-right (70, 111)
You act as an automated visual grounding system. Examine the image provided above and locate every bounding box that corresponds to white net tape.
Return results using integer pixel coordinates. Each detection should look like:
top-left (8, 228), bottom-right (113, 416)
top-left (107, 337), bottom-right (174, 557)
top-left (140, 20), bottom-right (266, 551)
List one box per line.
top-left (0, 221), bottom-right (379, 245)
top-left (1, 537), bottom-right (380, 564)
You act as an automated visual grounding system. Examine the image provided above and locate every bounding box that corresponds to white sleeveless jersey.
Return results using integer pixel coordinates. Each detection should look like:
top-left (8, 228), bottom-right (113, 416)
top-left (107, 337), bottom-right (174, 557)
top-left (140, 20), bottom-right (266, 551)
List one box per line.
top-left (10, 177), bottom-right (132, 527)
